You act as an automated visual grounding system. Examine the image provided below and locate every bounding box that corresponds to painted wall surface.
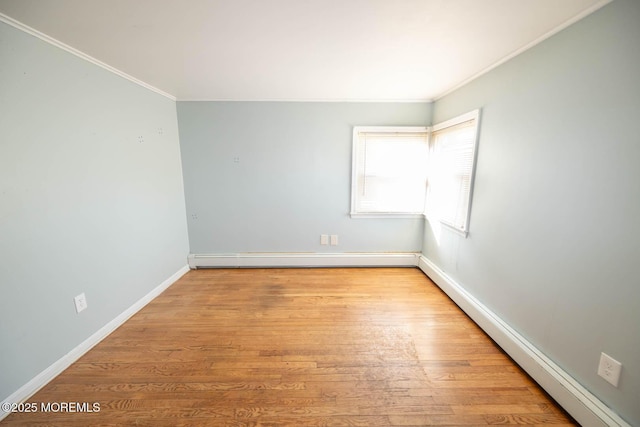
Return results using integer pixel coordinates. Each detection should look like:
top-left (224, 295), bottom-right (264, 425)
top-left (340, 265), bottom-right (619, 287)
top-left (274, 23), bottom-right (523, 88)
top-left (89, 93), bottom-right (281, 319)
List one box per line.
top-left (177, 101), bottom-right (431, 254)
top-left (424, 0), bottom-right (640, 424)
top-left (0, 22), bottom-right (189, 401)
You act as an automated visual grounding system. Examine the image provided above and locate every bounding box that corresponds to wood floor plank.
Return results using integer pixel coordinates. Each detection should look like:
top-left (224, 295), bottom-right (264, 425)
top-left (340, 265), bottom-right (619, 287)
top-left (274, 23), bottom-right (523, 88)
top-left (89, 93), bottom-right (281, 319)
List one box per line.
top-left (1, 268), bottom-right (576, 426)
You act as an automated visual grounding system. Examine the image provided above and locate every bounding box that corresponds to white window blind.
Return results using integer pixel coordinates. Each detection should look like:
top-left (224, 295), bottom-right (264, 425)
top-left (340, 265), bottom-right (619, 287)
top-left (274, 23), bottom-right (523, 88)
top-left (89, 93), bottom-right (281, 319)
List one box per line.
top-left (351, 127), bottom-right (429, 216)
top-left (427, 110), bottom-right (479, 233)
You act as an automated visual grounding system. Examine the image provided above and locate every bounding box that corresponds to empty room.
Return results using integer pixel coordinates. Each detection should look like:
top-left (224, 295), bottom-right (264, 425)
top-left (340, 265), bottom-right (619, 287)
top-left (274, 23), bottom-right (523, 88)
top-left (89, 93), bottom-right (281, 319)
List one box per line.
top-left (0, 0), bottom-right (638, 425)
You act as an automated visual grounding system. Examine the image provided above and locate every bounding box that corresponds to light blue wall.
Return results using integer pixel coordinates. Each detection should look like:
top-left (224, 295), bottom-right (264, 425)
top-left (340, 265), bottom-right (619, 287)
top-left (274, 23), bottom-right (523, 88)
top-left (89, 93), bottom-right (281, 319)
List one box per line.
top-left (0, 21), bottom-right (189, 401)
top-left (177, 101), bottom-right (431, 254)
top-left (425, 0), bottom-right (640, 424)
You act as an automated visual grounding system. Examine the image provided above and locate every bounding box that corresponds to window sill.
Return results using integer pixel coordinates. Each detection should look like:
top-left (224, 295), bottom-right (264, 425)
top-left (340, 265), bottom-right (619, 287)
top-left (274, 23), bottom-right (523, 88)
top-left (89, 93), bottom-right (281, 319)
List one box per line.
top-left (350, 212), bottom-right (425, 219)
top-left (423, 214), bottom-right (469, 238)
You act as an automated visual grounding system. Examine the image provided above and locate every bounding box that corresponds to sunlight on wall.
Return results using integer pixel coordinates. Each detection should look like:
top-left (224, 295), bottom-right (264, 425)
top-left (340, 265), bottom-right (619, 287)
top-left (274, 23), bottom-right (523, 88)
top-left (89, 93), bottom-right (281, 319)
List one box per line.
top-left (427, 217), bottom-right (443, 247)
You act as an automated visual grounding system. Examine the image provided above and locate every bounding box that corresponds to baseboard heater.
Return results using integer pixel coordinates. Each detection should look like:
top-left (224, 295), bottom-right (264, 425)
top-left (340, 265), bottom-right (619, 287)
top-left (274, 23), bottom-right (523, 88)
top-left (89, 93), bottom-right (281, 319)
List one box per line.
top-left (188, 252), bottom-right (421, 269)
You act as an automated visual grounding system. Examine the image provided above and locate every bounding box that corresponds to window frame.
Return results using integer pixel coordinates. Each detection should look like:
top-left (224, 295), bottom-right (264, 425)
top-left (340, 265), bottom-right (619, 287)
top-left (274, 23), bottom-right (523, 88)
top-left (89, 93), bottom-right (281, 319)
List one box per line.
top-left (349, 110), bottom-right (480, 232)
top-left (350, 126), bottom-right (429, 218)
top-left (425, 109), bottom-right (481, 236)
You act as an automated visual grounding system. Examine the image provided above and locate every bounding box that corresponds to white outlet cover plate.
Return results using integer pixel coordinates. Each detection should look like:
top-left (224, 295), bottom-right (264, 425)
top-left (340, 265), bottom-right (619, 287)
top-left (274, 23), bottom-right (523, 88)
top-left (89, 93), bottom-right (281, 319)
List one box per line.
top-left (74, 293), bottom-right (88, 314)
top-left (597, 352), bottom-right (622, 387)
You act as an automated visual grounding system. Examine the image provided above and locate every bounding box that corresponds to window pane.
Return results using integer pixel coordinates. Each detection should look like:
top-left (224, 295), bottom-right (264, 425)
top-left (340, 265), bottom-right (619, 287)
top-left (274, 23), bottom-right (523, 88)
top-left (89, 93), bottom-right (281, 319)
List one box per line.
top-left (352, 128), bottom-right (428, 215)
top-left (427, 111), bottom-right (479, 232)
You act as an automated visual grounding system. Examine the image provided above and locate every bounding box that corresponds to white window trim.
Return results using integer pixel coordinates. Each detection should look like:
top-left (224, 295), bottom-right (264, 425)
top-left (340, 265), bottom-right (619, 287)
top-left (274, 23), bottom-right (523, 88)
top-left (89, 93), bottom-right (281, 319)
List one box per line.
top-left (350, 126), bottom-right (429, 218)
top-left (431, 109), bottom-right (480, 133)
top-left (350, 212), bottom-right (425, 219)
top-left (425, 109), bottom-right (481, 237)
top-left (349, 111), bottom-right (480, 230)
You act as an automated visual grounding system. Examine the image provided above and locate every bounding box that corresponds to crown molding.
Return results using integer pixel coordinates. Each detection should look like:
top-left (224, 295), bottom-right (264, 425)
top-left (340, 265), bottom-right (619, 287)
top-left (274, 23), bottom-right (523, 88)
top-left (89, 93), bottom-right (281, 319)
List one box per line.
top-left (434, 0), bottom-right (613, 101)
top-left (0, 13), bottom-right (176, 101)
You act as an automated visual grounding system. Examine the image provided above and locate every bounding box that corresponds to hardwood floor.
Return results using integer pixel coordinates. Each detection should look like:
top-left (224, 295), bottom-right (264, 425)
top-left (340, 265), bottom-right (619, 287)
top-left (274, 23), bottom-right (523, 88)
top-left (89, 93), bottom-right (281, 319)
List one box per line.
top-left (2, 268), bottom-right (576, 426)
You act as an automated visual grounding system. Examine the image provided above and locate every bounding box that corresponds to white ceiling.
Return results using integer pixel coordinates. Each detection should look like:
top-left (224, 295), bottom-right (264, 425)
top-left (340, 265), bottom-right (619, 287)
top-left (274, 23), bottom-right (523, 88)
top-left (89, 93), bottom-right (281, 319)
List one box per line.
top-left (0, 0), bottom-right (608, 101)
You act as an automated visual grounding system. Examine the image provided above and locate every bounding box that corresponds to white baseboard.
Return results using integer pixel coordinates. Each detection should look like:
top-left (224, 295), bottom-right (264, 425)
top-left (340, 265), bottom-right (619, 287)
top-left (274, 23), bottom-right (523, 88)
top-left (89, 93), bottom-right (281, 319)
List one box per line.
top-left (418, 255), bottom-right (630, 427)
top-left (0, 264), bottom-right (190, 421)
top-left (188, 252), bottom-right (420, 269)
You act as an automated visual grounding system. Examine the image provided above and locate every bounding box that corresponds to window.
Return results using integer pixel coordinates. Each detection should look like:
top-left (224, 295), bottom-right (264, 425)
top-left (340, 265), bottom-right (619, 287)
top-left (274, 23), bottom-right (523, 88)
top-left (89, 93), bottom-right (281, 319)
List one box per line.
top-left (350, 110), bottom-right (480, 234)
top-left (426, 110), bottom-right (480, 234)
top-left (350, 127), bottom-right (429, 217)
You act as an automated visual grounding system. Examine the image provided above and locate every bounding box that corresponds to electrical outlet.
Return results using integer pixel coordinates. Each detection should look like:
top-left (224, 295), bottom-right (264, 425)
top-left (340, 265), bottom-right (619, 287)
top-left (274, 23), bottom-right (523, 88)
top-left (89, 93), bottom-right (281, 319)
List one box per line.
top-left (597, 352), bottom-right (622, 387)
top-left (74, 293), bottom-right (88, 314)
top-left (330, 235), bottom-right (338, 246)
top-left (320, 234), bottom-right (329, 245)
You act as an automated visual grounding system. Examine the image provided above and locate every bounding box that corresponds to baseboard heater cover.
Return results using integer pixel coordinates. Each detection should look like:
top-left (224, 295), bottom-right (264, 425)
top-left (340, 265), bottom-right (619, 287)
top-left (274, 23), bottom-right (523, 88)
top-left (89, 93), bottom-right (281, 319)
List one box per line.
top-left (418, 255), bottom-right (630, 427)
top-left (188, 252), bottom-right (421, 269)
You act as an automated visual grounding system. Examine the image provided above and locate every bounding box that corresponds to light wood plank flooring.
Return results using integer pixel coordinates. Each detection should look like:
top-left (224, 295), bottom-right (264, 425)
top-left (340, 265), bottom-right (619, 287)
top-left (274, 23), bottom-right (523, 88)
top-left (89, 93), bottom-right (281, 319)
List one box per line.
top-left (2, 268), bottom-right (576, 426)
